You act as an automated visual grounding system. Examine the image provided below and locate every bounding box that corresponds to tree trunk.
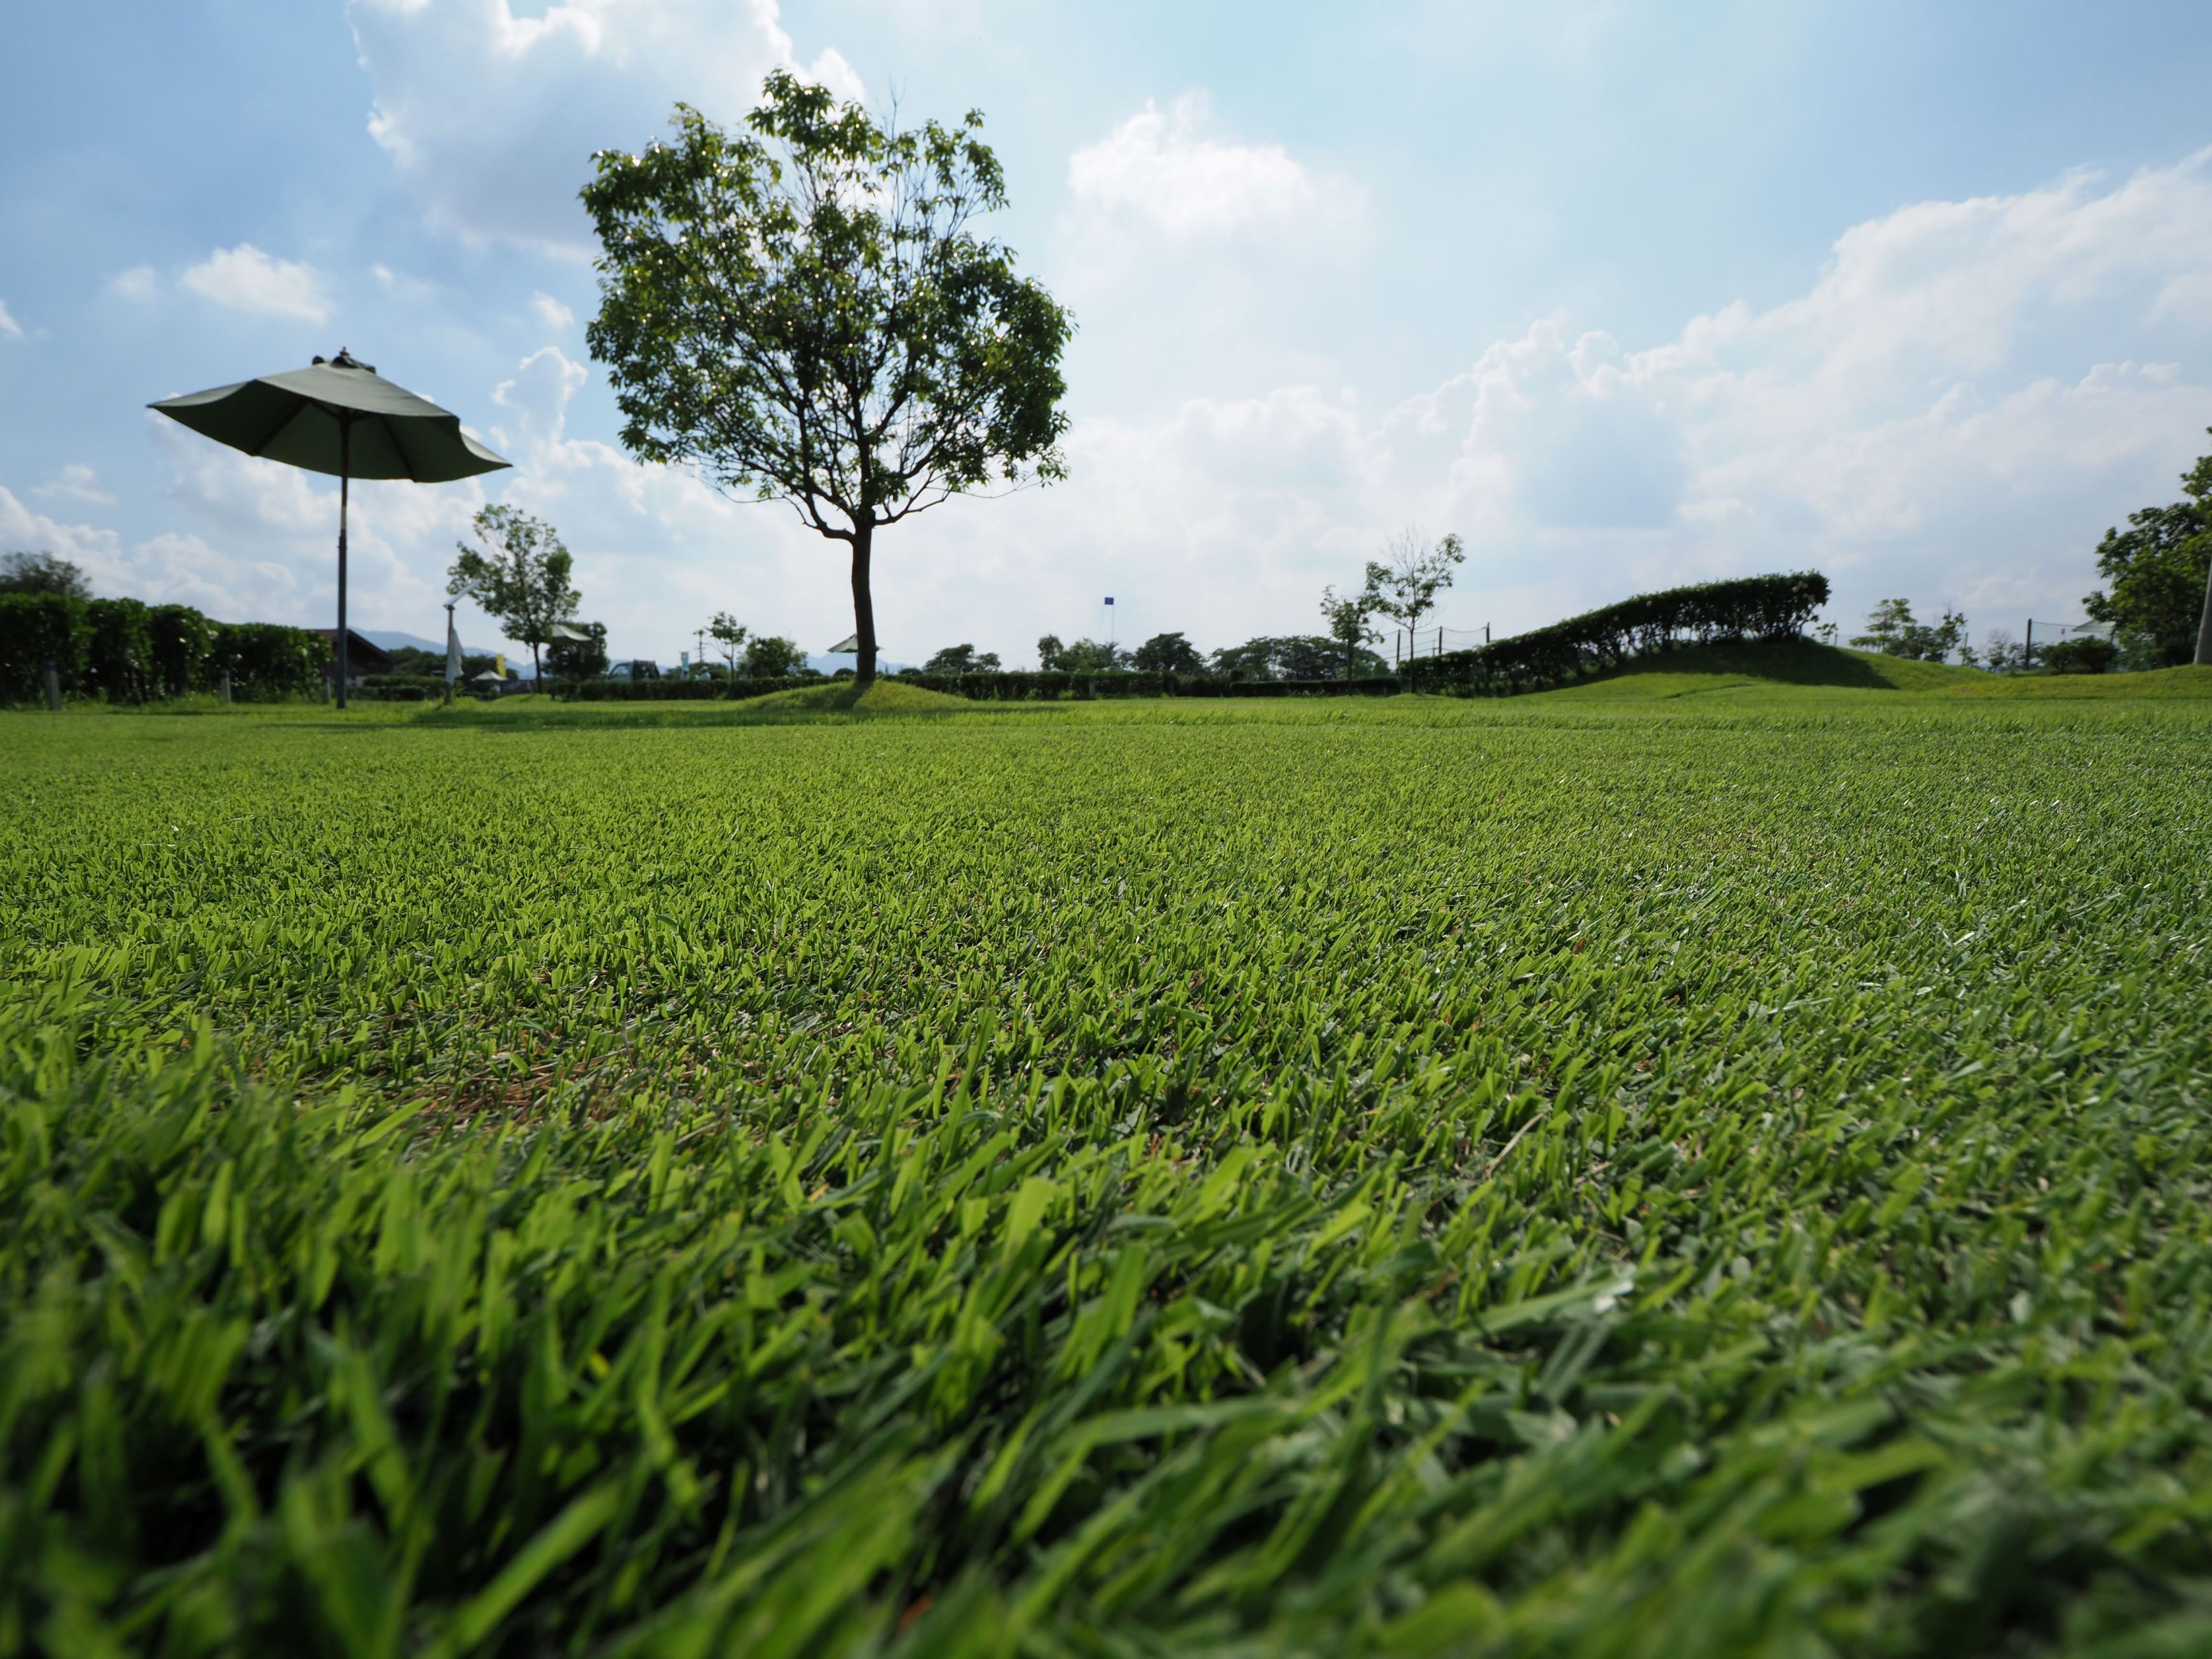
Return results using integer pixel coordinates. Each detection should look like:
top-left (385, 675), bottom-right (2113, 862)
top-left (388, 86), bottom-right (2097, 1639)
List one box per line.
top-left (531, 641), bottom-right (542, 690)
top-left (852, 518), bottom-right (878, 688)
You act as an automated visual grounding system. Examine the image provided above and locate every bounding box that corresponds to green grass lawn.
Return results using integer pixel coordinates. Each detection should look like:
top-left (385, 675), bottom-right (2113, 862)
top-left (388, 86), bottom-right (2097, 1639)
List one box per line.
top-left (1522, 641), bottom-right (2212, 704)
top-left (4, 686), bottom-right (2210, 1655)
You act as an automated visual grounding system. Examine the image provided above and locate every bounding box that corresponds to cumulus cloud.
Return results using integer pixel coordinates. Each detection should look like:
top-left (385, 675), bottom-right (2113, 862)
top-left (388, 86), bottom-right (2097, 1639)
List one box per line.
top-left (348, 0), bottom-right (863, 256)
top-left (530, 290), bottom-right (576, 331)
top-left (884, 147), bottom-right (2212, 655)
top-left (1068, 95), bottom-right (1322, 238)
top-left (109, 266), bottom-right (158, 301)
top-left (0, 298), bottom-right (20, 341)
top-left (179, 245), bottom-right (334, 322)
top-left (35, 464), bottom-right (115, 505)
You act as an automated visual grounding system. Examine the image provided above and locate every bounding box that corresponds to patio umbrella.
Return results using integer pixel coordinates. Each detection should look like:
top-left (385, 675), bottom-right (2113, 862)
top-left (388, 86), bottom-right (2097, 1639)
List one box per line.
top-left (149, 349), bottom-right (510, 709)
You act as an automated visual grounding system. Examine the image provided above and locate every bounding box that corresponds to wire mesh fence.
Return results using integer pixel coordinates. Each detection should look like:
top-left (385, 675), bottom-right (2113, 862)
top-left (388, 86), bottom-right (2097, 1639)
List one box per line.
top-left (1384, 625), bottom-right (1490, 667)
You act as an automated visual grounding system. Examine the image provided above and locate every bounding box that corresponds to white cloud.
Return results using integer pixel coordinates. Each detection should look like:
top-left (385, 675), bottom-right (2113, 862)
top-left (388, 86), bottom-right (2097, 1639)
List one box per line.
top-left (857, 147), bottom-right (2212, 658)
top-left (179, 244), bottom-right (333, 323)
top-left (348, 0), bottom-right (864, 256)
top-left (34, 464), bottom-right (115, 505)
top-left (530, 290), bottom-right (576, 331)
top-left (492, 345), bottom-right (591, 451)
top-left (0, 298), bottom-right (20, 341)
top-left (1068, 95), bottom-right (1323, 238)
top-left (109, 266), bottom-right (158, 301)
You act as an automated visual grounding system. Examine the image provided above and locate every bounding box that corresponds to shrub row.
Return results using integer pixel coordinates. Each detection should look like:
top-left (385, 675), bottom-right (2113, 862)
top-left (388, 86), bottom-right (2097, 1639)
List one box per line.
top-left (568, 676), bottom-right (827, 701)
top-left (1405, 570), bottom-right (1831, 693)
top-left (896, 670), bottom-right (1405, 700)
top-left (0, 594), bottom-right (326, 704)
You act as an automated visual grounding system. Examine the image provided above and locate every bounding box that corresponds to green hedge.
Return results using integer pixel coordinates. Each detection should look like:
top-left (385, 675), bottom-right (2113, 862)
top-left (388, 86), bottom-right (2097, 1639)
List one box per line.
top-left (212, 622), bottom-right (325, 700)
top-left (893, 671), bottom-right (1404, 700)
top-left (1405, 571), bottom-right (1831, 694)
top-left (84, 599), bottom-right (154, 704)
top-left (0, 594), bottom-right (90, 702)
top-left (150, 604), bottom-right (219, 695)
top-left (2, 595), bottom-right (327, 705)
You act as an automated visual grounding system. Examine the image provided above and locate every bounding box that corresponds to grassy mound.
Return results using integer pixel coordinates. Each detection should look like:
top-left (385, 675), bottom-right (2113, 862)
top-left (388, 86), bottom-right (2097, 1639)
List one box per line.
top-left (1525, 640), bottom-right (1978, 702)
top-left (1526, 641), bottom-right (2212, 702)
top-left (1946, 662), bottom-right (2212, 699)
top-left (737, 678), bottom-right (973, 714)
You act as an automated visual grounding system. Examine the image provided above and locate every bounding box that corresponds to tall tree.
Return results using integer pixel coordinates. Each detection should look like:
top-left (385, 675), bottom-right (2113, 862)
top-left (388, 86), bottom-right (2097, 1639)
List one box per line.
top-left (583, 74), bottom-right (1073, 689)
top-left (1362, 529), bottom-right (1464, 659)
top-left (2083, 434), bottom-right (2212, 667)
top-left (447, 506), bottom-right (580, 686)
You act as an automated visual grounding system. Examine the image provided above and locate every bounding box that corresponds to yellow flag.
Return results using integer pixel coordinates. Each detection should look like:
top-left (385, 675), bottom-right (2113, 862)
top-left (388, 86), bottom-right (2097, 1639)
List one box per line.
top-left (495, 652), bottom-right (506, 679)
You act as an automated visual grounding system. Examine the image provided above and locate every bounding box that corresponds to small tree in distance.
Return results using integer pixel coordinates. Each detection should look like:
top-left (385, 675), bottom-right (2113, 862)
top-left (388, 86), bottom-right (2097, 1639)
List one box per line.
top-left (1851, 599), bottom-right (1966, 663)
top-left (1036, 634), bottom-right (1065, 671)
top-left (447, 505), bottom-right (580, 687)
top-left (1131, 631), bottom-right (1204, 675)
top-left (1055, 638), bottom-right (1124, 672)
top-left (583, 73), bottom-right (1074, 690)
top-left (1363, 529), bottom-right (1464, 658)
top-left (708, 611), bottom-right (749, 685)
top-left (1320, 585), bottom-right (1382, 680)
top-left (742, 635), bottom-right (808, 678)
top-left (546, 622), bottom-right (609, 682)
top-left (922, 643), bottom-right (1001, 674)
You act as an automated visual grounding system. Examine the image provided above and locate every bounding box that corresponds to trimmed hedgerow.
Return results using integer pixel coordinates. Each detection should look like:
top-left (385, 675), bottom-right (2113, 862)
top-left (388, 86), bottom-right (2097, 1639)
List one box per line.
top-left (1407, 571), bottom-right (1831, 693)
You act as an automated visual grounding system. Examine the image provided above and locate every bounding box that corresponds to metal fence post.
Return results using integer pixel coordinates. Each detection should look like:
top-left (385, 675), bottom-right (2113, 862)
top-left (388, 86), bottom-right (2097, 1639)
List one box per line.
top-left (44, 660), bottom-right (62, 711)
top-left (219, 669), bottom-right (233, 704)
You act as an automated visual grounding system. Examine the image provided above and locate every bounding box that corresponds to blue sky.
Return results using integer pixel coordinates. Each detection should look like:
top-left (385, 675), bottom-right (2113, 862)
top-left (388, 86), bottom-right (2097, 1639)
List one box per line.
top-left (5, 1), bottom-right (2212, 665)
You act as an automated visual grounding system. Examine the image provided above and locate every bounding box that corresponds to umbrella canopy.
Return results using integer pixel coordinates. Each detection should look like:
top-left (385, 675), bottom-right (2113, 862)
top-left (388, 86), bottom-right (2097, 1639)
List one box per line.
top-left (149, 350), bottom-right (510, 483)
top-left (148, 350), bottom-right (510, 710)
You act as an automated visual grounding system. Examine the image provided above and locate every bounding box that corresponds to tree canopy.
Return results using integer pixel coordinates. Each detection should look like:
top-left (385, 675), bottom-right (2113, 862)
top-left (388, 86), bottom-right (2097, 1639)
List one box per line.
top-left (922, 643), bottom-right (1002, 674)
top-left (546, 622), bottom-right (609, 682)
top-left (2084, 434), bottom-right (2212, 667)
top-left (447, 506), bottom-right (580, 686)
top-left (1363, 530), bottom-right (1464, 650)
top-left (1130, 631), bottom-right (1205, 675)
top-left (1211, 635), bottom-right (1386, 681)
top-left (583, 73), bottom-right (1073, 687)
top-left (0, 552), bottom-right (92, 601)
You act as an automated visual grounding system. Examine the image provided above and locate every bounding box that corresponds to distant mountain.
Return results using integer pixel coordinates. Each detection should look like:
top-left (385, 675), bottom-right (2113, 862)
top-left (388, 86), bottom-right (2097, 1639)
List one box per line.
top-left (364, 629), bottom-right (503, 657)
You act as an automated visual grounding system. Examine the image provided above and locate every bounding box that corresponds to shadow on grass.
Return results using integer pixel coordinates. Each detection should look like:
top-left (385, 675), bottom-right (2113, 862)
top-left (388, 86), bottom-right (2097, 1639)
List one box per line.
top-left (409, 679), bottom-right (992, 730)
top-left (1574, 641), bottom-right (1900, 690)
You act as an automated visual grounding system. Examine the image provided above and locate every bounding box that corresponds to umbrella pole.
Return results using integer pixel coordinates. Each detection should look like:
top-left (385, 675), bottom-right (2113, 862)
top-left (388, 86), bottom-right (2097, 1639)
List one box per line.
top-left (336, 421), bottom-right (350, 711)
